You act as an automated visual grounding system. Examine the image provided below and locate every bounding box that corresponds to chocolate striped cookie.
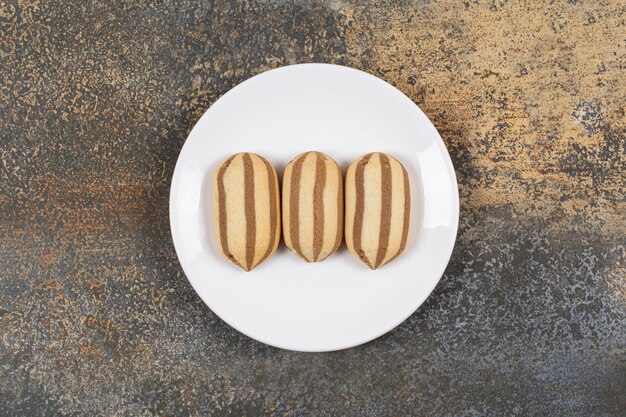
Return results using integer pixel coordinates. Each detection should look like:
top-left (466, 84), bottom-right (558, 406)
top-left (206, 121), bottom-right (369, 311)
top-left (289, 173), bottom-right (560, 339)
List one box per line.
top-left (282, 151), bottom-right (343, 262)
top-left (213, 153), bottom-right (281, 271)
top-left (345, 152), bottom-right (411, 269)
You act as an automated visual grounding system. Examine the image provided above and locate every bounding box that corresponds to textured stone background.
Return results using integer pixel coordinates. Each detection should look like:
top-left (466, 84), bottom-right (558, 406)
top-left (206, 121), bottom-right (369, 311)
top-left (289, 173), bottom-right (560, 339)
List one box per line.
top-left (1, 0), bottom-right (625, 415)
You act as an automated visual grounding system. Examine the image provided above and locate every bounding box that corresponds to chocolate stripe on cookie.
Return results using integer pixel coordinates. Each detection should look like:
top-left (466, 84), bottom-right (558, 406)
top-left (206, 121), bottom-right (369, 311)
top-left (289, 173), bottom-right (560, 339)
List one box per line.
top-left (375, 153), bottom-right (392, 268)
top-left (385, 162), bottom-right (411, 265)
top-left (352, 153), bottom-right (373, 268)
top-left (332, 163), bottom-right (344, 252)
top-left (257, 158), bottom-right (279, 266)
top-left (243, 153), bottom-right (256, 271)
top-left (288, 154), bottom-right (306, 260)
top-left (313, 152), bottom-right (326, 261)
top-left (216, 155), bottom-right (238, 267)
top-left (399, 165), bottom-right (411, 250)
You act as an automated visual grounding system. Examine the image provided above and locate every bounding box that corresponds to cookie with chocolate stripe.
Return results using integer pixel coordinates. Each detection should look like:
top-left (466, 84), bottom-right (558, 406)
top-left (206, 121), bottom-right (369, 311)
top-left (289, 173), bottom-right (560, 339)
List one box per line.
top-left (282, 151), bottom-right (343, 262)
top-left (345, 152), bottom-right (411, 269)
top-left (213, 153), bottom-right (281, 271)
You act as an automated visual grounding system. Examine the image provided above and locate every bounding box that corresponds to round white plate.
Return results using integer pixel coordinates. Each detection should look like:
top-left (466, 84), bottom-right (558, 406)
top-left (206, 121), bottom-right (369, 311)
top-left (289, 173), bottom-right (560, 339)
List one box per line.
top-left (170, 63), bottom-right (458, 352)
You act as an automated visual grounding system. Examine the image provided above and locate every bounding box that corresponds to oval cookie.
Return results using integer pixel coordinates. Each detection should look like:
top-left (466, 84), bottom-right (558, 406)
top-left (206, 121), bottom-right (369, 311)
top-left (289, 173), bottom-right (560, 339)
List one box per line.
top-left (282, 151), bottom-right (343, 262)
top-left (213, 153), bottom-right (281, 271)
top-left (345, 152), bottom-right (411, 269)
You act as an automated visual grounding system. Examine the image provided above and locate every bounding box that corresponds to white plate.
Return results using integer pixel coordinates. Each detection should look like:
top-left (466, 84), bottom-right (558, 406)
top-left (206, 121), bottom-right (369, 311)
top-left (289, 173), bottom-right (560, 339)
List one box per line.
top-left (170, 63), bottom-right (458, 352)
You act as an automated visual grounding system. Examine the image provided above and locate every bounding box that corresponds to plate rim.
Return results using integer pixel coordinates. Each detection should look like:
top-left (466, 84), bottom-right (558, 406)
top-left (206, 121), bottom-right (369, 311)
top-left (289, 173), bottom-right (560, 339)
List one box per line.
top-left (169, 63), bottom-right (460, 352)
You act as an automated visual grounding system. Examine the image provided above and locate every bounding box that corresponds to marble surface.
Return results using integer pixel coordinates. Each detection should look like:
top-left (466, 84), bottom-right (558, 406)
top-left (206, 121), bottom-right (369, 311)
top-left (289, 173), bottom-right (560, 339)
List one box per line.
top-left (1, 1), bottom-right (624, 415)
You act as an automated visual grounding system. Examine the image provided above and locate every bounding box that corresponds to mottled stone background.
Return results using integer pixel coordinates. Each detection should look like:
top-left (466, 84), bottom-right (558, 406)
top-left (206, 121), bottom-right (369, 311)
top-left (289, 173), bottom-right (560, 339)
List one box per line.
top-left (1, 0), bottom-right (625, 416)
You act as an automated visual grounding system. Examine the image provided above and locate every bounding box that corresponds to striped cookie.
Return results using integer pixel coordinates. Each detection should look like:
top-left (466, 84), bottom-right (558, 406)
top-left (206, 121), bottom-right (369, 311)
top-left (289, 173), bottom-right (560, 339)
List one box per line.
top-left (213, 153), bottom-right (281, 271)
top-left (345, 152), bottom-right (411, 269)
top-left (282, 151), bottom-right (343, 262)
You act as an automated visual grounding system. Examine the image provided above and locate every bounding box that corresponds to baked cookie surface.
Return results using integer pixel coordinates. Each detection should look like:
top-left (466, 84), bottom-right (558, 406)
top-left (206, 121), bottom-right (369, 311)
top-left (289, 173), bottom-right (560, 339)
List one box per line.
top-left (345, 152), bottom-right (411, 269)
top-left (282, 151), bottom-right (343, 262)
top-left (213, 153), bottom-right (281, 271)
